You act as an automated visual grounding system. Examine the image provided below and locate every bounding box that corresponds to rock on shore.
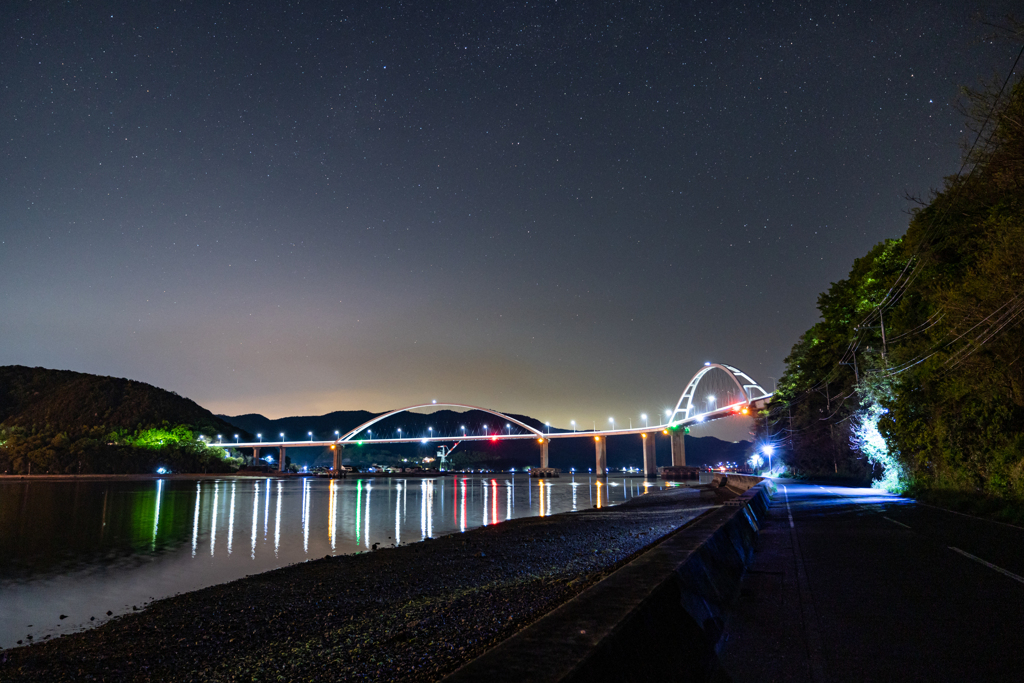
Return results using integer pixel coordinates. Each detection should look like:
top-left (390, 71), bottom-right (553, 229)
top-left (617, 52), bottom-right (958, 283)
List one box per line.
top-left (0, 486), bottom-right (726, 682)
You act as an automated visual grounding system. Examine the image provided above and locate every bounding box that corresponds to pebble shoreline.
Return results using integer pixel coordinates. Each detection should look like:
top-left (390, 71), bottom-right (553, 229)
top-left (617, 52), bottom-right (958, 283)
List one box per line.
top-left (0, 486), bottom-right (727, 682)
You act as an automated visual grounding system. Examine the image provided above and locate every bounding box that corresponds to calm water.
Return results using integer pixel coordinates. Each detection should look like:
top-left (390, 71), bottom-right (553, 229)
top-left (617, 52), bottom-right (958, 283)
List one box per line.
top-left (0, 474), bottom-right (664, 648)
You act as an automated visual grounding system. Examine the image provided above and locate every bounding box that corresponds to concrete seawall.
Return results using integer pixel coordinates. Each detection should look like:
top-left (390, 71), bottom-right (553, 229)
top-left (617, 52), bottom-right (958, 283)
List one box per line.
top-left (445, 476), bottom-right (775, 683)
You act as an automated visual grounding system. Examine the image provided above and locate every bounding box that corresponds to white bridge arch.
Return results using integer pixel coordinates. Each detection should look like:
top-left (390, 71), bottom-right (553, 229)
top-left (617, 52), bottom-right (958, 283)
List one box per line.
top-left (337, 403), bottom-right (545, 443)
top-left (667, 363), bottom-right (770, 424)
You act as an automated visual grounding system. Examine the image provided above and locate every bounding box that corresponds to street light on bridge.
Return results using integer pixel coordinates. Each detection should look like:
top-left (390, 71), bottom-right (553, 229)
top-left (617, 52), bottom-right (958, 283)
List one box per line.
top-left (506, 423), bottom-right (511, 436)
top-left (234, 434), bottom-right (239, 443)
top-left (280, 432), bottom-right (285, 442)
top-left (570, 420), bottom-right (576, 432)
top-left (641, 414), bottom-right (648, 428)
top-left (609, 417), bottom-right (614, 431)
top-left (257, 433), bottom-right (262, 442)
top-left (308, 431), bottom-right (313, 442)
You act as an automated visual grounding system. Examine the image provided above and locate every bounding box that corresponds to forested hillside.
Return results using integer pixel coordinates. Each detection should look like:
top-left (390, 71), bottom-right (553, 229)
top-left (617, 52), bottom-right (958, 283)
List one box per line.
top-left (763, 73), bottom-right (1024, 509)
top-left (0, 366), bottom-right (245, 474)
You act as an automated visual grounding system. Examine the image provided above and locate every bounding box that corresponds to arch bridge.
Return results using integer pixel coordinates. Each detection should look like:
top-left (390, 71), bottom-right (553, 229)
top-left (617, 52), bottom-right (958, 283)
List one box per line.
top-left (228, 362), bottom-right (771, 478)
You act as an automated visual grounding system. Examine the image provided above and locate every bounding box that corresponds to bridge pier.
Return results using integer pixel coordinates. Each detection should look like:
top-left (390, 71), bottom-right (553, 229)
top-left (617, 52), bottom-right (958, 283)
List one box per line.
top-left (252, 446), bottom-right (261, 466)
top-left (278, 446), bottom-right (287, 473)
top-left (670, 430), bottom-right (686, 466)
top-left (538, 439), bottom-right (549, 469)
top-left (642, 433), bottom-right (657, 478)
top-left (594, 436), bottom-right (607, 475)
top-left (332, 445), bottom-right (343, 472)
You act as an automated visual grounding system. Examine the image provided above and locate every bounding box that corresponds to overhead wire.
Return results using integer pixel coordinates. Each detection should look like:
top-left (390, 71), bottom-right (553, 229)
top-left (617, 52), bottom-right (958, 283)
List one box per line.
top-left (762, 40), bottom-right (1024, 441)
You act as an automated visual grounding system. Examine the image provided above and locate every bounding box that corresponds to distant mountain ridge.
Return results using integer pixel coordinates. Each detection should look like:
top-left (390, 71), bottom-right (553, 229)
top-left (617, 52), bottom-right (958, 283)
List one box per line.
top-left (219, 409), bottom-right (548, 442)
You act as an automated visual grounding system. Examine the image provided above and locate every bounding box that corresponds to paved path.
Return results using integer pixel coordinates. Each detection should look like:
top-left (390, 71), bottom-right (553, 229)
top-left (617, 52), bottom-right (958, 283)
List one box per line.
top-left (717, 481), bottom-right (1024, 682)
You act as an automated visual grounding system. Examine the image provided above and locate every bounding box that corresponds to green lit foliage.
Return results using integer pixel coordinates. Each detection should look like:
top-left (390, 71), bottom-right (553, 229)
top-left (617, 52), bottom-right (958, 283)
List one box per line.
top-left (758, 239), bottom-right (907, 478)
top-left (129, 426), bottom-right (197, 449)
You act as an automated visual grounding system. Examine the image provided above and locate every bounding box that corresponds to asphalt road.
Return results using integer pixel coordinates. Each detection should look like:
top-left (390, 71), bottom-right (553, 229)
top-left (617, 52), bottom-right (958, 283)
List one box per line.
top-left (717, 481), bottom-right (1024, 682)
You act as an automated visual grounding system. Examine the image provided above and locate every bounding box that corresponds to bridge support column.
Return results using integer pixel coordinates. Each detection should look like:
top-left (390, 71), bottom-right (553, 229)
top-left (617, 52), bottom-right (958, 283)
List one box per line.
top-left (670, 430), bottom-right (686, 466)
top-left (642, 433), bottom-right (657, 478)
top-left (252, 446), bottom-right (261, 466)
top-left (539, 439), bottom-right (549, 469)
top-left (594, 436), bottom-right (607, 475)
top-left (278, 446), bottom-right (287, 473)
top-left (332, 445), bottom-right (343, 472)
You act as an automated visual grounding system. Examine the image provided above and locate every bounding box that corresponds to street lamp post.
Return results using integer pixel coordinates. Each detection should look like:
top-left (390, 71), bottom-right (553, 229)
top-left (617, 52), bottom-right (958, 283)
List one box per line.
top-left (571, 420), bottom-right (576, 432)
top-left (609, 417), bottom-right (614, 431)
top-left (308, 431), bottom-right (313, 442)
top-left (257, 433), bottom-right (262, 443)
top-left (234, 434), bottom-right (239, 443)
top-left (641, 414), bottom-right (648, 428)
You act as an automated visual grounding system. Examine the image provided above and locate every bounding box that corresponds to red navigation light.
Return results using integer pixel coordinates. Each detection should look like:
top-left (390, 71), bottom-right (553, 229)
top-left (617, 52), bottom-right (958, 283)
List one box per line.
top-left (491, 436), bottom-right (498, 442)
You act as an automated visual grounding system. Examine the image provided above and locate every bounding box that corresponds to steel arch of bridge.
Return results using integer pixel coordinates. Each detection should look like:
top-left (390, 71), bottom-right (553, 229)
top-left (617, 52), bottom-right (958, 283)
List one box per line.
top-left (668, 363), bottom-right (770, 424)
top-left (337, 403), bottom-right (545, 444)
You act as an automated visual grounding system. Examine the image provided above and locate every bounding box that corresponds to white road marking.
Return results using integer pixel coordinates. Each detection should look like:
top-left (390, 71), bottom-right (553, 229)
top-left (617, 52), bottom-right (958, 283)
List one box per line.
top-left (949, 547), bottom-right (1024, 585)
top-left (784, 486), bottom-right (795, 528)
top-left (883, 516), bottom-right (911, 530)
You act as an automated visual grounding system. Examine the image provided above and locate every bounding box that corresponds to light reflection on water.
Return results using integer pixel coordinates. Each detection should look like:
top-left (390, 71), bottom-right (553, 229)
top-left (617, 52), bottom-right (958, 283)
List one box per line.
top-left (0, 474), bottom-right (662, 648)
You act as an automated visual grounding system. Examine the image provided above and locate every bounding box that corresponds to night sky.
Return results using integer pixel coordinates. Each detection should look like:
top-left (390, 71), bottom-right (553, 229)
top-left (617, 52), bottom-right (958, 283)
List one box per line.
top-left (2, 1), bottom-right (1019, 437)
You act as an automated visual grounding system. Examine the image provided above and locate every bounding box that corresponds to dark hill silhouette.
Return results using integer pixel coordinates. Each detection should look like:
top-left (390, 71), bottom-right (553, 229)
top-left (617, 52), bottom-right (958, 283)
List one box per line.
top-left (0, 366), bottom-right (248, 474)
top-left (0, 366), bottom-right (241, 435)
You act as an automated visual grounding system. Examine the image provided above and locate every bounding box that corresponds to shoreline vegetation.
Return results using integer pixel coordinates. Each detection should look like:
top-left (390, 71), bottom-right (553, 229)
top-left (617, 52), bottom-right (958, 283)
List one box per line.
top-left (759, 73), bottom-right (1024, 516)
top-left (0, 366), bottom-right (247, 476)
top-left (0, 484), bottom-right (731, 682)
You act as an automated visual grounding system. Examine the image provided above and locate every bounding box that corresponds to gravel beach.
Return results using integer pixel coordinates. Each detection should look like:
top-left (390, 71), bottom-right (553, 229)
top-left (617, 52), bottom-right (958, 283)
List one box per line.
top-left (0, 484), bottom-right (729, 682)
